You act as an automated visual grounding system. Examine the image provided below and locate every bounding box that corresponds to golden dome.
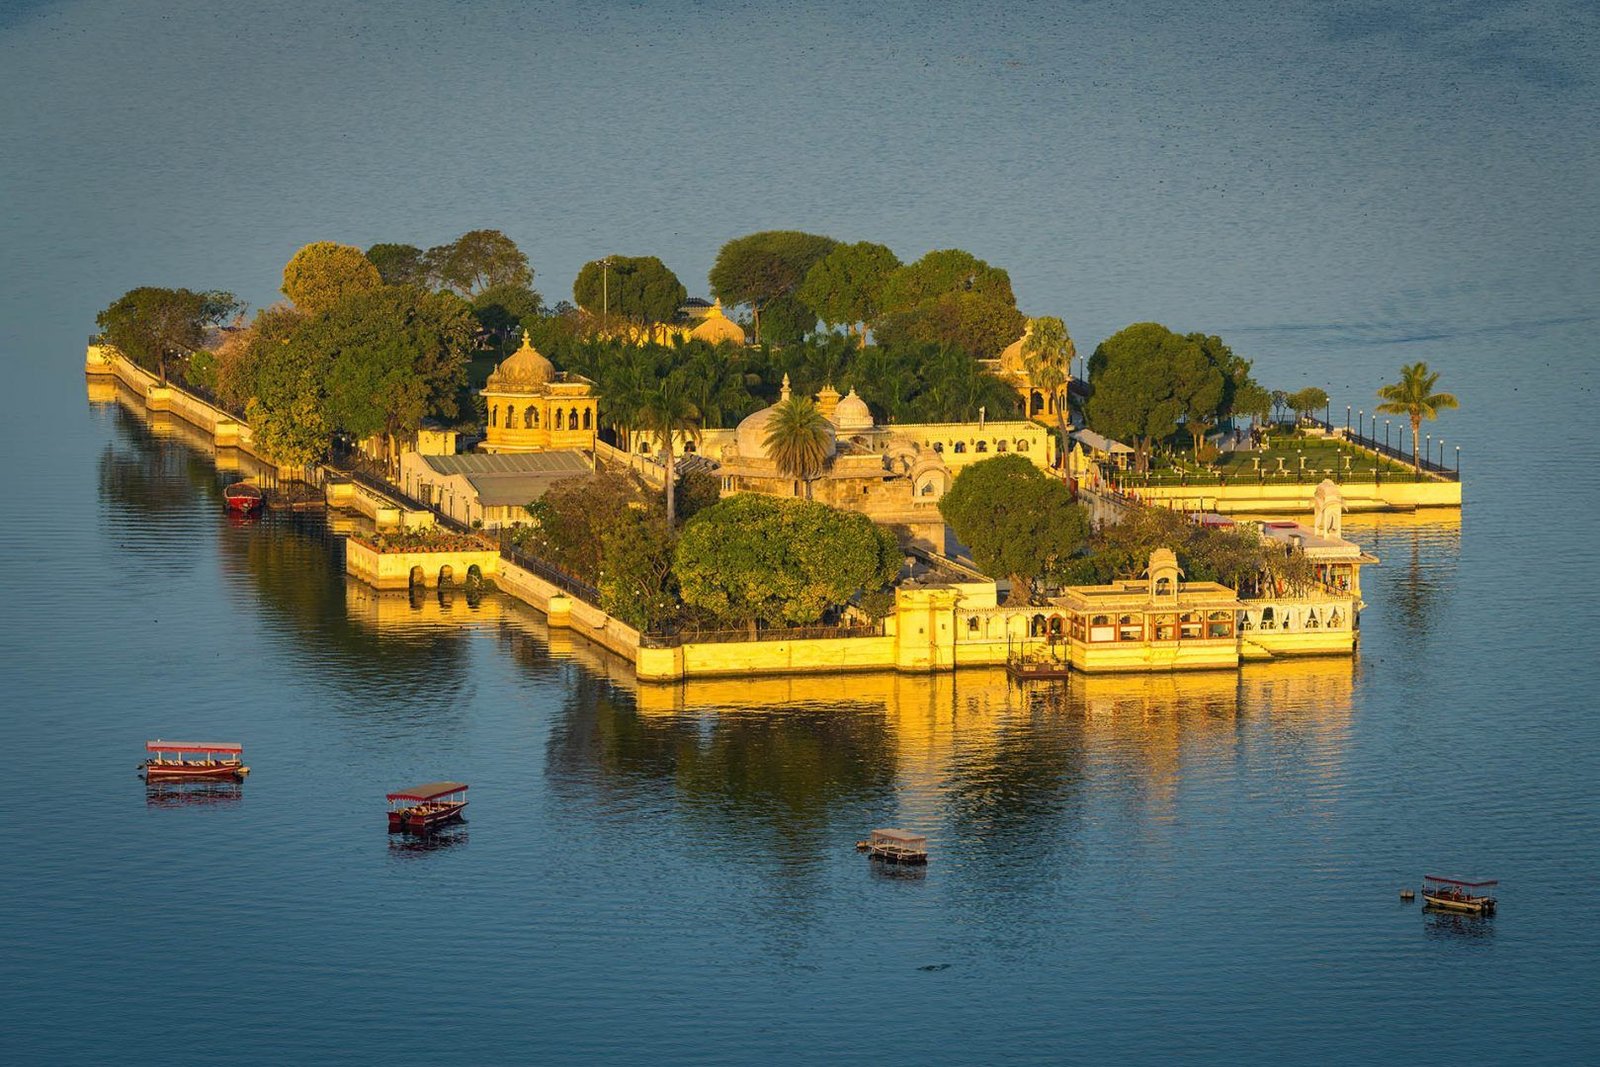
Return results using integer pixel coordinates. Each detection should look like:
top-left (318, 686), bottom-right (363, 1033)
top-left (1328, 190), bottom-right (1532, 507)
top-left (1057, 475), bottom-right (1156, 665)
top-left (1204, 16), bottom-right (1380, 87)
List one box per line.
top-left (487, 330), bottom-right (555, 390)
top-left (688, 299), bottom-right (747, 346)
top-left (998, 321), bottom-right (1032, 376)
top-left (833, 387), bottom-right (874, 432)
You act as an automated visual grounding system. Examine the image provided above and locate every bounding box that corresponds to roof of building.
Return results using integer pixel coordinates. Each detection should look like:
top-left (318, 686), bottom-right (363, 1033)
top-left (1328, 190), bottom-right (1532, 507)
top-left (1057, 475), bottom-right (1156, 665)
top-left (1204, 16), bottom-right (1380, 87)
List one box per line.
top-left (1070, 428), bottom-right (1134, 454)
top-left (734, 373), bottom-right (835, 460)
top-left (419, 451), bottom-right (592, 476)
top-left (833, 387), bottom-right (874, 431)
top-left (485, 330), bottom-right (556, 390)
top-left (1256, 519), bottom-right (1363, 559)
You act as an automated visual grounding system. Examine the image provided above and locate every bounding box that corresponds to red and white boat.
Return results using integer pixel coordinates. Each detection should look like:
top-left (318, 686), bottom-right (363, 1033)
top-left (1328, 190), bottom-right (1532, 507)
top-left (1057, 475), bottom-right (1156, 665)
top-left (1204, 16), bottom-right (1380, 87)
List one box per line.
top-left (387, 782), bottom-right (469, 832)
top-left (224, 482), bottom-right (264, 513)
top-left (141, 741), bottom-right (250, 781)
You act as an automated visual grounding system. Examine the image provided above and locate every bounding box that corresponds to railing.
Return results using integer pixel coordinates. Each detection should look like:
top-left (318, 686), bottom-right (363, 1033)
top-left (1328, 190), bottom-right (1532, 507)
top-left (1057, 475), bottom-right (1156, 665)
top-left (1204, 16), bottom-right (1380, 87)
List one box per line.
top-left (178, 379), bottom-right (249, 421)
top-left (497, 532), bottom-right (602, 603)
top-left (1306, 415), bottom-right (1459, 481)
top-left (326, 444), bottom-right (469, 529)
top-left (639, 619), bottom-right (887, 648)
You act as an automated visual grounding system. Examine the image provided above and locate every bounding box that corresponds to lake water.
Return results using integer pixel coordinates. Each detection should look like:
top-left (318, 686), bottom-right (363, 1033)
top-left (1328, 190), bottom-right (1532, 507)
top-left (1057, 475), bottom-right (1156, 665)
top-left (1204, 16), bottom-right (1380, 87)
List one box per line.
top-left (3, 2), bottom-right (1598, 1063)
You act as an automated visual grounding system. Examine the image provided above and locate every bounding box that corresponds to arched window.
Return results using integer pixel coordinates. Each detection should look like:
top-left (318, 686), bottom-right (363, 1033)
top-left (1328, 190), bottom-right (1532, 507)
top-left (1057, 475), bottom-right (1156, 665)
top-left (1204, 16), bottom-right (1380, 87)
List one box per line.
top-left (976, 441), bottom-right (988, 453)
top-left (932, 442), bottom-right (944, 453)
top-left (490, 406), bottom-right (498, 428)
top-left (1118, 613), bottom-right (1142, 641)
top-left (531, 407), bottom-right (540, 427)
top-left (954, 442), bottom-right (966, 454)
top-left (524, 405), bottom-right (535, 429)
top-left (1016, 440), bottom-right (1029, 452)
top-left (996, 440), bottom-right (1008, 452)
top-left (554, 409), bottom-right (564, 430)
top-left (569, 407), bottom-right (579, 429)
top-left (1089, 614), bottom-right (1113, 641)
top-left (1207, 610), bottom-right (1234, 639)
top-left (1154, 577), bottom-right (1172, 596)
top-left (582, 408), bottom-right (592, 430)
top-left (1030, 614), bottom-right (1046, 637)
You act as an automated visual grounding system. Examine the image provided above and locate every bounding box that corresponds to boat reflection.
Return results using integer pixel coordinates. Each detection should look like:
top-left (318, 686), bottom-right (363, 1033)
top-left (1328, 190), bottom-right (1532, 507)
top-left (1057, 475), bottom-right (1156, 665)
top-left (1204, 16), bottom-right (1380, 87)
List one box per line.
top-left (144, 780), bottom-right (244, 807)
top-left (387, 824), bottom-right (469, 856)
top-left (1423, 908), bottom-right (1496, 942)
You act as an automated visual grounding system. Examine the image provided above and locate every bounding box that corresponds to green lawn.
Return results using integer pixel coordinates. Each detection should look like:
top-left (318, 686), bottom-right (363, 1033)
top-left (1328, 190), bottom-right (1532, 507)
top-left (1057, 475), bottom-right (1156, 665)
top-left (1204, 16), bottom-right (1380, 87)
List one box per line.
top-left (1127, 430), bottom-right (1432, 485)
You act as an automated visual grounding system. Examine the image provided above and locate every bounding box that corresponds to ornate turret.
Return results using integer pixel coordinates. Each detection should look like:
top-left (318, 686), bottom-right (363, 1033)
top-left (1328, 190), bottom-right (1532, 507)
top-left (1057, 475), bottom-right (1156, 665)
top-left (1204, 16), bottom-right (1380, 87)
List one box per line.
top-left (833, 387), bottom-right (874, 432)
top-left (816, 382), bottom-right (841, 423)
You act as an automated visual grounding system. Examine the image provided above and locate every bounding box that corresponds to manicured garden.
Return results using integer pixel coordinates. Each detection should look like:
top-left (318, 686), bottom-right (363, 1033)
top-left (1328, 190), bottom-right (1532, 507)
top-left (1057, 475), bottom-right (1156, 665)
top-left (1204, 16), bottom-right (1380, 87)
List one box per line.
top-left (1118, 429), bottom-right (1431, 487)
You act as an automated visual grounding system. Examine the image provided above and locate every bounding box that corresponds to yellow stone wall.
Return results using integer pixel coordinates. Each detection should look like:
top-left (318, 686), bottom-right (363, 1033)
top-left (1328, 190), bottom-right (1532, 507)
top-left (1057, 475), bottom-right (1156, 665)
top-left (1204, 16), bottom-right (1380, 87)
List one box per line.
top-left (1131, 479), bottom-right (1460, 513)
top-left (482, 386), bottom-right (597, 453)
top-left (343, 539), bottom-right (499, 590)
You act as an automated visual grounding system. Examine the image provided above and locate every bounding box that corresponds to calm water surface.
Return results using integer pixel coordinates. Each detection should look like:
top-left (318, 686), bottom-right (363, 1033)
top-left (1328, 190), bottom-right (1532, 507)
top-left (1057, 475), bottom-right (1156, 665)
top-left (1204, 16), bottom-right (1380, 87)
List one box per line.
top-left (3, 2), bottom-right (1598, 1063)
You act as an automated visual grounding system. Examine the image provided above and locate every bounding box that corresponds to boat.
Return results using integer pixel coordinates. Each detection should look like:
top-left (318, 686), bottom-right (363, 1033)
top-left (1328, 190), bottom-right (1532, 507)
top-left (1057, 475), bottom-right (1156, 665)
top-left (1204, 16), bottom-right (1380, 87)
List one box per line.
top-left (141, 740), bottom-right (250, 781)
top-left (859, 828), bottom-right (928, 865)
top-left (1421, 874), bottom-right (1498, 914)
top-left (387, 782), bottom-right (469, 832)
top-left (224, 482), bottom-right (264, 512)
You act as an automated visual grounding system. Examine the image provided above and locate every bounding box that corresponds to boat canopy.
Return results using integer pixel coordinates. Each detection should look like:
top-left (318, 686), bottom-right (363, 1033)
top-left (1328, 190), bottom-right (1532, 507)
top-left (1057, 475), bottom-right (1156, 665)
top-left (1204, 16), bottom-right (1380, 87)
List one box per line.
top-left (1424, 875), bottom-right (1499, 888)
top-left (147, 741), bottom-right (243, 754)
top-left (387, 782), bottom-right (469, 802)
top-left (869, 828), bottom-right (926, 848)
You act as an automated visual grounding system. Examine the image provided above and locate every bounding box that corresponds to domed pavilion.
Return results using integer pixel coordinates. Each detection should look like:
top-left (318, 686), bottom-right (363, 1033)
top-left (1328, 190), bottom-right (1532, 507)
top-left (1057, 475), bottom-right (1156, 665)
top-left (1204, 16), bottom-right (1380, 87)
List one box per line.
top-left (480, 331), bottom-right (597, 453)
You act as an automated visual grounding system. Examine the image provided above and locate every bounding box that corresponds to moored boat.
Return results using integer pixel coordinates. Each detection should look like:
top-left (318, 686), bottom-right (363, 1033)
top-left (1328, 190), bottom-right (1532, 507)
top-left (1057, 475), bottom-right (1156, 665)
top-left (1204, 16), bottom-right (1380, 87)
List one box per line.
top-left (387, 782), bottom-right (469, 832)
top-left (859, 828), bottom-right (928, 865)
top-left (224, 482), bottom-right (264, 512)
top-left (1421, 874), bottom-right (1498, 914)
top-left (141, 740), bottom-right (250, 781)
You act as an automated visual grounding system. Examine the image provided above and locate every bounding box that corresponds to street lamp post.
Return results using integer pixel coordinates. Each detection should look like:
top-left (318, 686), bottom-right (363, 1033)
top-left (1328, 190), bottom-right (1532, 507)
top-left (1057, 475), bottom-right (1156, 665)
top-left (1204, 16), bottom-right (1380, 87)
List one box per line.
top-left (1346, 405), bottom-right (1351, 433)
top-left (1455, 446), bottom-right (1460, 477)
top-left (599, 256), bottom-right (612, 329)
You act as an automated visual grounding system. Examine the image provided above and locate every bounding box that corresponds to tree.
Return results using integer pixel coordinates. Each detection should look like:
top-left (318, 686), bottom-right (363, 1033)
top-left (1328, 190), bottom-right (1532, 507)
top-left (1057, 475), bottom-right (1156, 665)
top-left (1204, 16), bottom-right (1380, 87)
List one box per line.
top-left (281, 242), bottom-right (381, 315)
top-left (426, 230), bottom-right (532, 296)
top-left (634, 368), bottom-right (701, 526)
top-left (213, 303), bottom-right (303, 409)
top-left (572, 255), bottom-right (687, 324)
top-left (1171, 338), bottom-right (1225, 457)
top-left (675, 495), bottom-right (900, 628)
top-left (1084, 322), bottom-right (1193, 472)
top-left (798, 241), bottom-right (901, 346)
top-left (675, 469), bottom-right (722, 524)
top-left (937, 455), bottom-right (1090, 603)
top-left (874, 249), bottom-right (1026, 358)
top-left (1234, 381), bottom-right (1273, 427)
top-left (96, 286), bottom-right (242, 385)
top-left (1376, 362), bottom-right (1458, 471)
top-left (597, 504), bottom-right (679, 631)
top-left (303, 285), bottom-right (476, 466)
top-left (764, 394), bottom-right (833, 498)
top-left (522, 471), bottom-right (647, 581)
top-left (708, 231), bottom-right (838, 343)
top-left (365, 243), bottom-right (427, 286)
top-left (1021, 316), bottom-right (1075, 461)
top-left (471, 284), bottom-right (544, 347)
top-left (1286, 386), bottom-right (1330, 424)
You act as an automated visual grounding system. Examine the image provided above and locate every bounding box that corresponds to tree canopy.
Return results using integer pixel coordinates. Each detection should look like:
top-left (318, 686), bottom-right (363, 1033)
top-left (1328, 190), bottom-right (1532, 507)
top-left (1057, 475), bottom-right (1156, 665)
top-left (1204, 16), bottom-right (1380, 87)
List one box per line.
top-left (708, 230), bottom-right (838, 343)
top-left (96, 286), bottom-right (242, 384)
top-left (572, 255), bottom-right (687, 323)
top-left (1084, 322), bottom-right (1197, 471)
top-left (937, 455), bottom-right (1089, 601)
top-left (763, 395), bottom-right (833, 494)
top-left (675, 495), bottom-right (900, 627)
top-left (1286, 386), bottom-right (1330, 421)
top-left (425, 229), bottom-right (532, 296)
top-left (875, 249), bottom-right (1025, 358)
top-left (281, 242), bottom-right (381, 315)
top-left (365, 243), bottom-right (428, 286)
top-left (797, 241), bottom-right (901, 345)
top-left (471, 284), bottom-right (543, 343)
top-left (1376, 361), bottom-right (1457, 470)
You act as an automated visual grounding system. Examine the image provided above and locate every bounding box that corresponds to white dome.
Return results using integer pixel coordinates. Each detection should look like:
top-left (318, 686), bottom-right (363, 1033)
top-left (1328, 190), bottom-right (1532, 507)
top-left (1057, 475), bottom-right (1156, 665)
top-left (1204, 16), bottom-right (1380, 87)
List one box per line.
top-left (734, 374), bottom-right (836, 460)
top-left (833, 387), bottom-right (874, 431)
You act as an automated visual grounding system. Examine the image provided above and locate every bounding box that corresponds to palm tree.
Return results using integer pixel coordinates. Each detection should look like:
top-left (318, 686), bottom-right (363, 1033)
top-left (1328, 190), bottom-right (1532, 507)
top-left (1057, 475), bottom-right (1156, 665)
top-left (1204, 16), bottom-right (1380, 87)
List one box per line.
top-left (1021, 316), bottom-right (1075, 466)
top-left (1375, 362), bottom-right (1458, 472)
top-left (635, 371), bottom-right (701, 525)
top-left (764, 395), bottom-right (833, 498)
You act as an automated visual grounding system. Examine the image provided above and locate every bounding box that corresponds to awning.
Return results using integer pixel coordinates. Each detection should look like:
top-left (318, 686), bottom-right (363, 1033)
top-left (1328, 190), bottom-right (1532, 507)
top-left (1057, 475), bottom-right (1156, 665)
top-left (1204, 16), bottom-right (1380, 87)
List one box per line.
top-left (387, 782), bottom-right (469, 802)
top-left (1424, 875), bottom-right (1499, 887)
top-left (146, 740), bottom-right (243, 754)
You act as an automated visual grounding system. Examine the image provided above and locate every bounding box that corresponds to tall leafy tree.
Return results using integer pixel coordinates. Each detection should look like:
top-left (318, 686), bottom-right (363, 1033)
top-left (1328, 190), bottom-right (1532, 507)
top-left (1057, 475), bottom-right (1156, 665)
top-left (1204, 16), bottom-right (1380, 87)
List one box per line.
top-left (1021, 316), bottom-right (1075, 459)
top-left (937, 455), bottom-right (1090, 603)
top-left (471, 284), bottom-right (544, 348)
top-left (572, 255), bottom-right (687, 324)
top-left (1085, 322), bottom-right (1195, 472)
top-left (426, 229), bottom-right (532, 296)
top-left (708, 230), bottom-right (838, 343)
top-left (764, 394), bottom-right (833, 498)
top-left (798, 241), bottom-right (901, 347)
top-left (634, 367), bottom-right (701, 526)
top-left (96, 286), bottom-right (242, 385)
top-left (875, 249), bottom-right (1025, 358)
top-left (365, 243), bottom-right (427, 286)
top-left (1376, 362), bottom-right (1458, 471)
top-left (1286, 386), bottom-right (1330, 424)
top-left (674, 495), bottom-right (900, 628)
top-left (303, 285), bottom-right (476, 466)
top-left (281, 242), bottom-right (381, 315)
top-left (1171, 339), bottom-right (1226, 456)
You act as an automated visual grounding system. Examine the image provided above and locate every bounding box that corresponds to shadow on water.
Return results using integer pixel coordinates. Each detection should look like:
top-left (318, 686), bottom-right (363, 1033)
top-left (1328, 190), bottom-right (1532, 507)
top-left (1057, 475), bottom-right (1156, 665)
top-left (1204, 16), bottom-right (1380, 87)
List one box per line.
top-left (144, 780), bottom-right (244, 807)
top-left (387, 825), bottom-right (469, 858)
top-left (97, 378), bottom-right (475, 710)
top-left (1423, 909), bottom-right (1497, 943)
